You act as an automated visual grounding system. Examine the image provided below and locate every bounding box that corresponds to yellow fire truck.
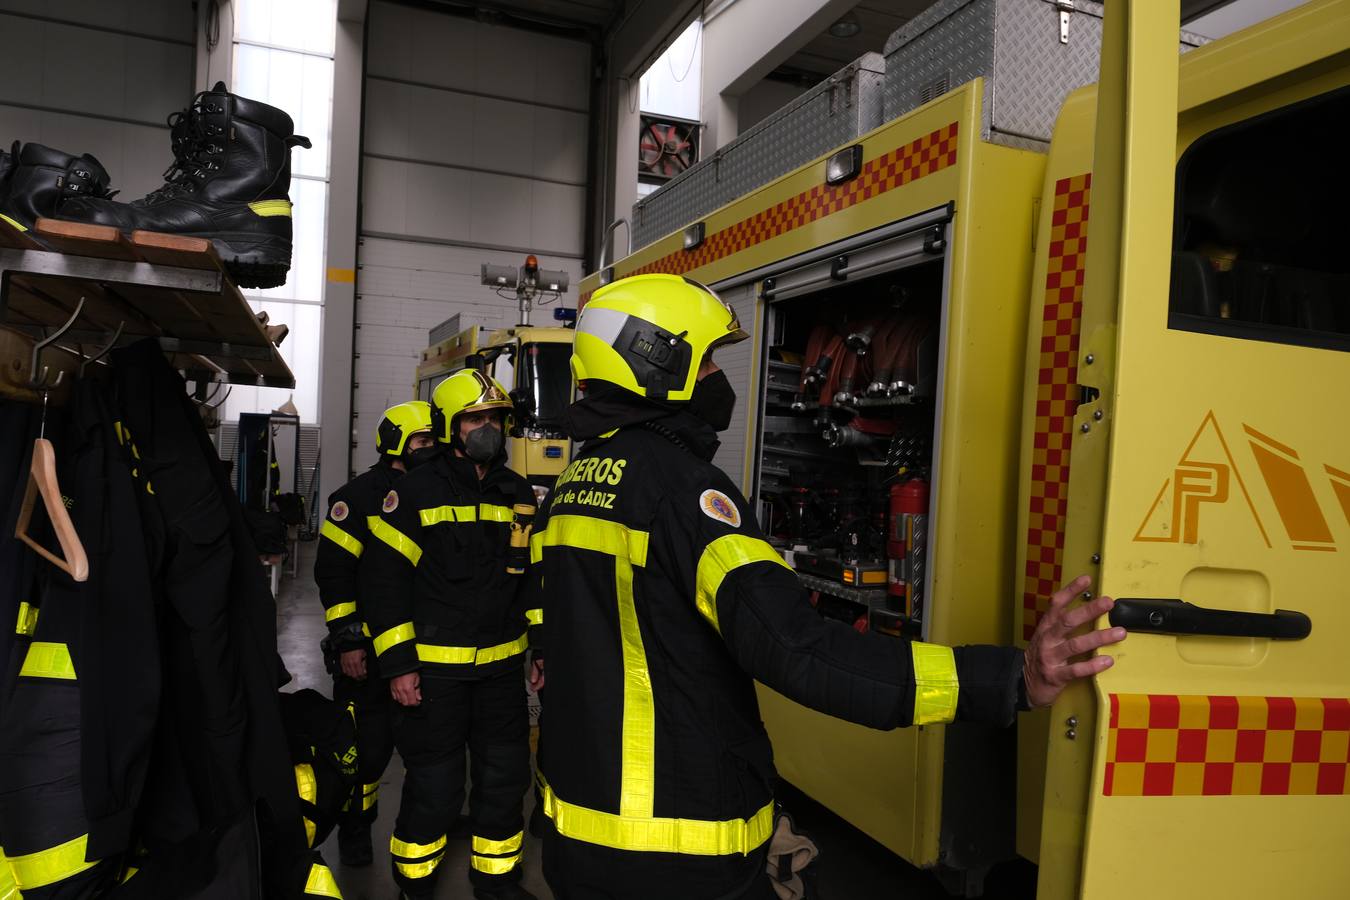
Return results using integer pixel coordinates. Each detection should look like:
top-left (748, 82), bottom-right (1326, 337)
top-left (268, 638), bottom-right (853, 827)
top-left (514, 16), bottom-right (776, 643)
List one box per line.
top-left (577, 2), bottom-right (1350, 896)
top-left (415, 324), bottom-right (574, 494)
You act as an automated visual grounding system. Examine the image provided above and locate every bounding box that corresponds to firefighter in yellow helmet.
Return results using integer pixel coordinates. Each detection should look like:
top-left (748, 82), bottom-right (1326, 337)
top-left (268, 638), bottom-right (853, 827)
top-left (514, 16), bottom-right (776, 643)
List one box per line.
top-left (364, 370), bottom-right (540, 900)
top-left (313, 400), bottom-right (435, 866)
top-left (530, 274), bottom-right (1128, 899)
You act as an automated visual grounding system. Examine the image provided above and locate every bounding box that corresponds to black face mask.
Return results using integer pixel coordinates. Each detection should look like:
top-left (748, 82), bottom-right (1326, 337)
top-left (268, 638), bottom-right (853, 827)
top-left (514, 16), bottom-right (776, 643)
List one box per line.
top-left (688, 369), bottom-right (737, 432)
top-left (405, 445), bottom-right (440, 470)
top-left (463, 424), bottom-right (505, 463)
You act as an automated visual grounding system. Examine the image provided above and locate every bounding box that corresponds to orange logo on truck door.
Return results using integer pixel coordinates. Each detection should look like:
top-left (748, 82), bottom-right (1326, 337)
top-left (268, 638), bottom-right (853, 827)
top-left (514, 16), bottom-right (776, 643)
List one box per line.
top-left (1134, 411), bottom-right (1269, 547)
top-left (1136, 411), bottom-right (1348, 551)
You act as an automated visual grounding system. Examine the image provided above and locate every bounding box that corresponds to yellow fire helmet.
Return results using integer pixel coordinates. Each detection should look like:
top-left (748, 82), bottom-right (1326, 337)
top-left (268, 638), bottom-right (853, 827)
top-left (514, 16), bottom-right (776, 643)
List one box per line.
top-left (430, 369), bottom-right (514, 444)
top-left (572, 273), bottom-right (748, 401)
top-left (375, 400), bottom-right (434, 457)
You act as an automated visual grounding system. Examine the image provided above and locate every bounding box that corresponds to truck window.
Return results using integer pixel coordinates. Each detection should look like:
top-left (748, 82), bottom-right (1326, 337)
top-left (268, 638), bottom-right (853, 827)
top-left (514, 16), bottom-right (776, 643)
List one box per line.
top-left (1169, 86), bottom-right (1350, 352)
top-left (520, 342), bottom-right (572, 428)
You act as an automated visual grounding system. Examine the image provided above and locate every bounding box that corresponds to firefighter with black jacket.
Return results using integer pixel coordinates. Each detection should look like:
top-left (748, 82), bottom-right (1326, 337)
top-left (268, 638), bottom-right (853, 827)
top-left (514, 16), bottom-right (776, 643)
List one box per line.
top-left (313, 400), bottom-right (435, 866)
top-left (529, 274), bottom-right (1129, 900)
top-left (364, 369), bottom-right (541, 900)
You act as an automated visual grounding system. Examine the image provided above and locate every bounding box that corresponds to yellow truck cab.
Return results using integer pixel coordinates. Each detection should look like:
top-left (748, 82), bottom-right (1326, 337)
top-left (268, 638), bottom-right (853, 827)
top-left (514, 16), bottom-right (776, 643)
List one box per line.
top-left (415, 323), bottom-right (575, 498)
top-left (576, 2), bottom-right (1350, 896)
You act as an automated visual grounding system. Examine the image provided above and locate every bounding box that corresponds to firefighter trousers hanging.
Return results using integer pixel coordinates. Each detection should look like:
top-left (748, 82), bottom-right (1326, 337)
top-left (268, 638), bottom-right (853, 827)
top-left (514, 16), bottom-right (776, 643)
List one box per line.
top-left (333, 646), bottom-right (393, 827)
top-left (390, 668), bottom-right (529, 898)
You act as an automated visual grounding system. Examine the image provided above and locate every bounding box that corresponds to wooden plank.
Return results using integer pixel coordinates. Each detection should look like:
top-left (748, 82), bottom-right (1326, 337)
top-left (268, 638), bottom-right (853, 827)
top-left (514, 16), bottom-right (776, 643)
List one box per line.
top-left (33, 219), bottom-right (139, 261)
top-left (129, 231), bottom-right (223, 272)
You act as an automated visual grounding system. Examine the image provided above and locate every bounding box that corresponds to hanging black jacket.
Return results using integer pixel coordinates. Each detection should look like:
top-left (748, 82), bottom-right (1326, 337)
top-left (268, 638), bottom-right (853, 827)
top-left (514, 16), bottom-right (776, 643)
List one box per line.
top-left (312, 460), bottom-right (400, 645)
top-left (363, 452), bottom-right (539, 680)
top-left (108, 340), bottom-right (304, 859)
top-left (532, 401), bottom-right (1025, 894)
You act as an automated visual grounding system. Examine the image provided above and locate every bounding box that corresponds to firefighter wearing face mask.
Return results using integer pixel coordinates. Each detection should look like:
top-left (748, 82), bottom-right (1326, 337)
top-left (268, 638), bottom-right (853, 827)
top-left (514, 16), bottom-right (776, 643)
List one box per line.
top-left (313, 400), bottom-right (436, 866)
top-left (363, 370), bottom-right (541, 900)
top-left (529, 274), bottom-right (1127, 899)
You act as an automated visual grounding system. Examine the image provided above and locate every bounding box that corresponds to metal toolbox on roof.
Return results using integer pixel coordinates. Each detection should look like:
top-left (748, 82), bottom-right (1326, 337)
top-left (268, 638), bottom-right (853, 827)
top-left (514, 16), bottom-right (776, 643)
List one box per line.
top-left (632, 53), bottom-right (886, 251)
top-left (882, 0), bottom-right (1207, 149)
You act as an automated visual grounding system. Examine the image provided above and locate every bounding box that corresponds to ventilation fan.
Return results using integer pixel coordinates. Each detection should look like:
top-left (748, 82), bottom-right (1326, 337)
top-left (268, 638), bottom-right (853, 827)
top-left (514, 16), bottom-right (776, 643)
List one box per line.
top-left (639, 114), bottom-right (700, 182)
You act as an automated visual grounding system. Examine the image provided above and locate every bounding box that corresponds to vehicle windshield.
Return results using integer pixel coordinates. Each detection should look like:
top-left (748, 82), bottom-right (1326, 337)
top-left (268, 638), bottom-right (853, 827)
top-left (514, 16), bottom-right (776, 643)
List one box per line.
top-left (519, 342), bottom-right (573, 427)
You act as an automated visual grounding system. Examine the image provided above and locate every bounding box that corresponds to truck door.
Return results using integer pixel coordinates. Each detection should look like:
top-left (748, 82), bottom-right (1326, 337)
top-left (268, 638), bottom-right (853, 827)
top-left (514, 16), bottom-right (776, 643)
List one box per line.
top-left (1066, 2), bottom-right (1350, 897)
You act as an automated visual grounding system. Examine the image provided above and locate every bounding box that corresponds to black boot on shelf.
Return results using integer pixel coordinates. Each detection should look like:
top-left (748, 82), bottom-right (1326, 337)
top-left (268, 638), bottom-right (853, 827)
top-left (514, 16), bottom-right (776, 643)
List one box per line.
top-left (58, 82), bottom-right (310, 290)
top-left (0, 142), bottom-right (114, 233)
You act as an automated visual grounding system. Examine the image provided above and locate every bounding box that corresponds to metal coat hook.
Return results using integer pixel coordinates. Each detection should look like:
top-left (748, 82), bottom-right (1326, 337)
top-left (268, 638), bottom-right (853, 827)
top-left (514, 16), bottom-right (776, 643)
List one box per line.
top-left (27, 297), bottom-right (86, 390)
top-left (80, 320), bottom-right (124, 376)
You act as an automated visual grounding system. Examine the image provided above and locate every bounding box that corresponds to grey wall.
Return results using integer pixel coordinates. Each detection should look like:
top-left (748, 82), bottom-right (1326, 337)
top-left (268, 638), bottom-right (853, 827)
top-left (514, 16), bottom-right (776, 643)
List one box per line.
top-left (0, 0), bottom-right (195, 201)
top-left (738, 79), bottom-right (810, 134)
top-left (353, 0), bottom-right (590, 470)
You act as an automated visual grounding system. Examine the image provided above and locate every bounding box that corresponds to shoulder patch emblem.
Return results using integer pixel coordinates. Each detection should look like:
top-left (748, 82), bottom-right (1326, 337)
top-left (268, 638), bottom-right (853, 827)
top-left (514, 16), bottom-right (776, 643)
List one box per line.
top-left (382, 490), bottom-right (399, 514)
top-left (329, 500), bottom-right (349, 522)
top-left (699, 489), bottom-right (741, 527)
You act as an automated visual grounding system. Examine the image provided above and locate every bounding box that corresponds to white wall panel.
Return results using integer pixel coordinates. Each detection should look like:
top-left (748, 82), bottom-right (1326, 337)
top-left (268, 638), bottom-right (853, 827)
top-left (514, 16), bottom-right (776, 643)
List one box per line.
top-left (0, 0), bottom-right (193, 42)
top-left (349, 237), bottom-right (585, 471)
top-left (0, 3), bottom-right (193, 203)
top-left (355, 1), bottom-right (591, 473)
top-left (709, 282), bottom-right (757, 488)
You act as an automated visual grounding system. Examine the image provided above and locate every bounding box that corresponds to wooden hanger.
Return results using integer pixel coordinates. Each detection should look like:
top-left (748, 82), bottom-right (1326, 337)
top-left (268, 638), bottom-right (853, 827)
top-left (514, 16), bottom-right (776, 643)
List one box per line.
top-left (12, 298), bottom-right (90, 581)
top-left (14, 438), bottom-right (89, 581)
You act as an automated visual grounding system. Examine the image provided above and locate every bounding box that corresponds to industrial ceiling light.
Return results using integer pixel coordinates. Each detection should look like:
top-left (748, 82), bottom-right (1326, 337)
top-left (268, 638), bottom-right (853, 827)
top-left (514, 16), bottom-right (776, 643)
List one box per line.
top-left (828, 11), bottom-right (861, 39)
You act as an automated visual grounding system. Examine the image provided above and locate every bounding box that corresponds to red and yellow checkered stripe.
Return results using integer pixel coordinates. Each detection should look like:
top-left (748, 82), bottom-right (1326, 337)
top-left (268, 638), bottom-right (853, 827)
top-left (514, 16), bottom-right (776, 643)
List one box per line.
top-left (580, 122), bottom-right (960, 304)
top-left (1021, 174), bottom-right (1092, 641)
top-left (1105, 693), bottom-right (1350, 796)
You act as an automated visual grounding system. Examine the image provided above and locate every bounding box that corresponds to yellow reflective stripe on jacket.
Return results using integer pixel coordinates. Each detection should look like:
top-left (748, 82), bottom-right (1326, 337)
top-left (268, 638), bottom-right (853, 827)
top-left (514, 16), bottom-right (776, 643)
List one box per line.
top-left (303, 861), bottom-right (342, 898)
top-left (303, 817), bottom-right (317, 848)
top-left (526, 608), bottom-right (543, 626)
top-left (0, 847), bottom-right (18, 900)
top-left (320, 520), bottom-right (364, 557)
top-left (529, 530), bottom-right (545, 564)
top-left (374, 623), bottom-right (416, 656)
top-left (325, 601), bottom-right (357, 623)
top-left (20, 642), bottom-right (76, 680)
top-left (416, 633), bottom-right (528, 666)
top-left (910, 642), bottom-right (959, 725)
top-left (470, 852), bottom-right (521, 875)
top-left (539, 776), bottom-right (774, 857)
top-left (370, 518), bottom-right (423, 565)
top-left (472, 832), bottom-right (523, 855)
top-left (420, 505), bottom-right (476, 526)
top-left (537, 515), bottom-right (649, 567)
top-left (478, 503), bottom-right (514, 523)
top-left (362, 782), bottom-right (378, 811)
top-left (615, 554), bottom-right (655, 817)
top-left (390, 833), bottom-right (447, 858)
top-left (694, 535), bottom-right (790, 633)
top-left (295, 763), bottom-right (317, 804)
top-left (6, 833), bottom-right (97, 890)
top-left (15, 601), bottom-right (38, 636)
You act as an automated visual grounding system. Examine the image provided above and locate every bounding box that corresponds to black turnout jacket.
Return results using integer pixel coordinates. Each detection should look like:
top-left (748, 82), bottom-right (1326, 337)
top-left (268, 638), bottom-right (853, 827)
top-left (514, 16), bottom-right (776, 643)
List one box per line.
top-left (363, 451), bottom-right (540, 680)
top-left (532, 397), bottom-right (1025, 868)
top-left (313, 459), bottom-right (401, 646)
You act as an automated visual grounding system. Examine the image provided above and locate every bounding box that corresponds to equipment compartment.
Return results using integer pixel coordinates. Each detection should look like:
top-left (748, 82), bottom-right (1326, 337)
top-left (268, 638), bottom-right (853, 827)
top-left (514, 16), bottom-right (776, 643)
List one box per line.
top-left (753, 258), bottom-right (944, 638)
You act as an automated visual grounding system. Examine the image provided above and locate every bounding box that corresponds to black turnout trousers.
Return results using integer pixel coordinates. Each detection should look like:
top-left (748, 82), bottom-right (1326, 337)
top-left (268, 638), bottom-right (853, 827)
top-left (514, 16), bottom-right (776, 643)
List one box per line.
top-left (390, 668), bottom-right (530, 898)
top-left (332, 643), bottom-right (394, 825)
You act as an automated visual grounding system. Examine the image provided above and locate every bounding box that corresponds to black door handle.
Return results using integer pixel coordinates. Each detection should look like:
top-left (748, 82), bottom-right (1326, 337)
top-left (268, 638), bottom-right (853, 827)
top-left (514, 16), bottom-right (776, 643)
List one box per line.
top-left (1109, 598), bottom-right (1311, 640)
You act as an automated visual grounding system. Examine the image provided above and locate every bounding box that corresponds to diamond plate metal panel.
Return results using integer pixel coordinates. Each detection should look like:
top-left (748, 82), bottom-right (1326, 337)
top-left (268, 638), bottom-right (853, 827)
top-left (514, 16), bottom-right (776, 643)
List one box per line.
top-left (632, 54), bottom-right (885, 251)
top-left (883, 0), bottom-right (1207, 147)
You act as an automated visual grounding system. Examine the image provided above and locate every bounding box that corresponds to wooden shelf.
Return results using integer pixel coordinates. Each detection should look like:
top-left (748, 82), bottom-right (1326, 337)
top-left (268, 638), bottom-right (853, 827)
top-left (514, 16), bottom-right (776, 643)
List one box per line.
top-left (0, 217), bottom-right (295, 390)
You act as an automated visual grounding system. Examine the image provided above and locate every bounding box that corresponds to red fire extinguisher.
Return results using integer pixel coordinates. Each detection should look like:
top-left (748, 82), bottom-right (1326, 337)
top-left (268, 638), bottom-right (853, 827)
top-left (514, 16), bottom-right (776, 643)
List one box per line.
top-left (887, 478), bottom-right (929, 618)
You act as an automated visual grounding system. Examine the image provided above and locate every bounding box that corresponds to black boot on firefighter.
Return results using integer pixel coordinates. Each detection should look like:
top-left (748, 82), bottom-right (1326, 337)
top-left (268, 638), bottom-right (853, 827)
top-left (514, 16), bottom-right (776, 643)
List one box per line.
top-left (58, 82), bottom-right (311, 289)
top-left (338, 817), bottom-right (374, 867)
top-left (0, 142), bottom-right (114, 233)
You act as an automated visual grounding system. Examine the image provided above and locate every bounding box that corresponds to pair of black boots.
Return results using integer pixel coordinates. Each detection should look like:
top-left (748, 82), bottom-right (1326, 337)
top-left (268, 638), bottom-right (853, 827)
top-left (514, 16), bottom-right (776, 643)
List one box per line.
top-left (0, 82), bottom-right (309, 289)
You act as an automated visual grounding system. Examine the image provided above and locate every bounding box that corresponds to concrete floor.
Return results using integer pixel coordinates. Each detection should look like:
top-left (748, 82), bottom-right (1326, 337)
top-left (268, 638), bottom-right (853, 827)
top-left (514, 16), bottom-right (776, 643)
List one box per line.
top-left (276, 542), bottom-right (1037, 900)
